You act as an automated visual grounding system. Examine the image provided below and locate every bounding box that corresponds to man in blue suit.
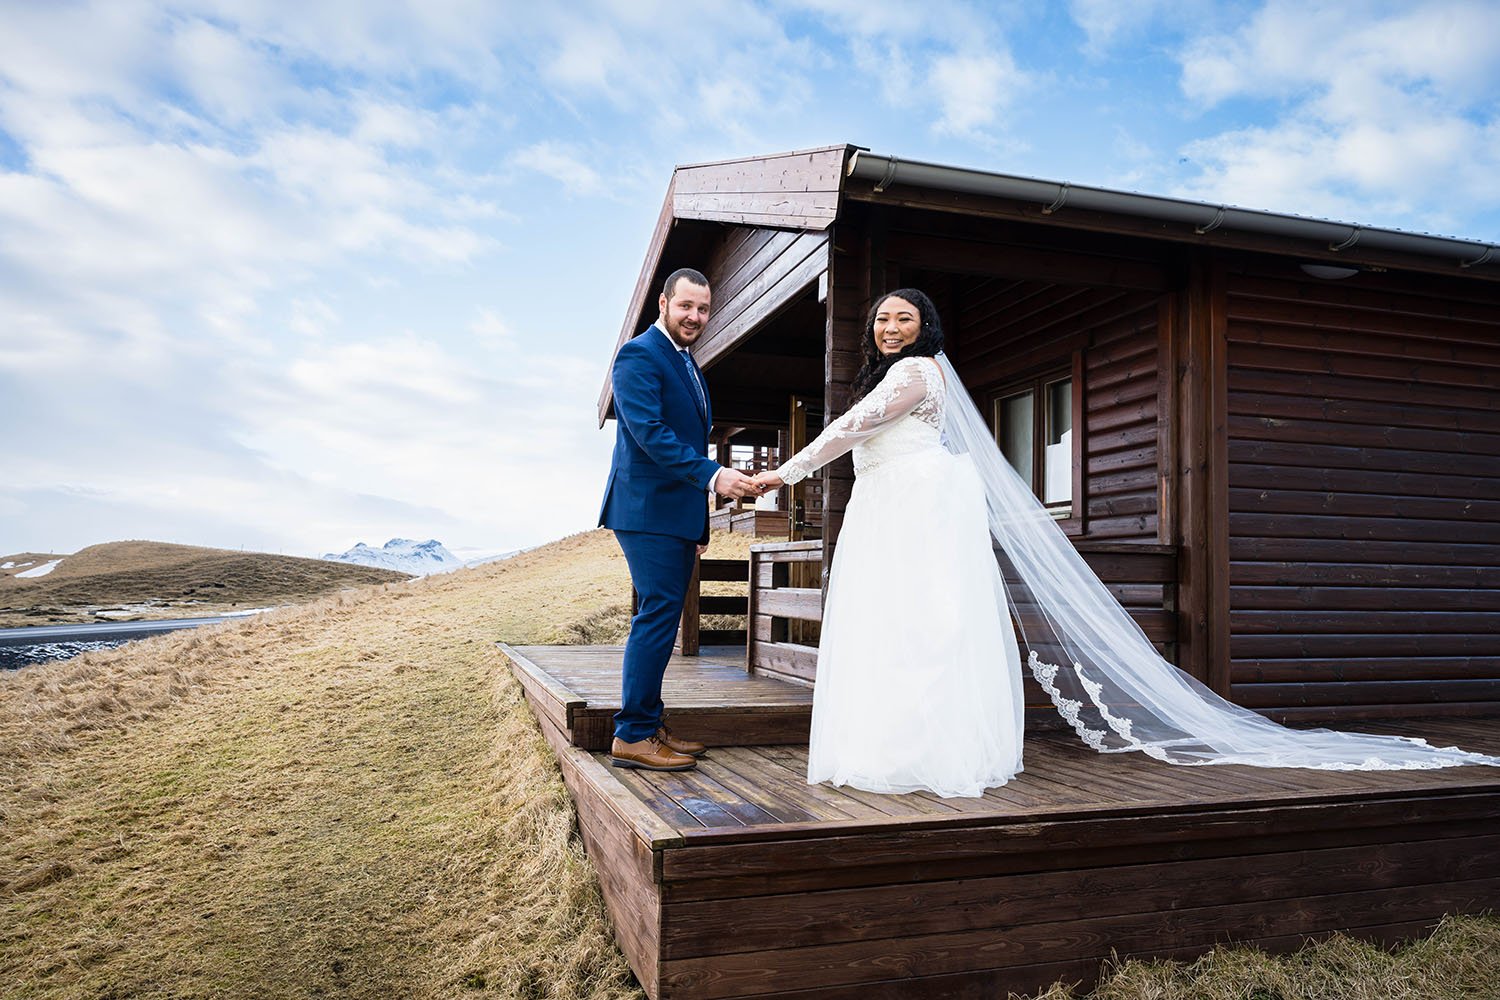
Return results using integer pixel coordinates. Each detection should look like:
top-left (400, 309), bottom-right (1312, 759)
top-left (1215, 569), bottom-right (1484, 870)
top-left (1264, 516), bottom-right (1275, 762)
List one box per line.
top-left (599, 268), bottom-right (759, 771)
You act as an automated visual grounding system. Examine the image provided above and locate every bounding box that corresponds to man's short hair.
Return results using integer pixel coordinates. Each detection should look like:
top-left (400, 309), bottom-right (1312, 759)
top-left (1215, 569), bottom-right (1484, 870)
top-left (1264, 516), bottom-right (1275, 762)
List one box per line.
top-left (662, 267), bottom-right (709, 300)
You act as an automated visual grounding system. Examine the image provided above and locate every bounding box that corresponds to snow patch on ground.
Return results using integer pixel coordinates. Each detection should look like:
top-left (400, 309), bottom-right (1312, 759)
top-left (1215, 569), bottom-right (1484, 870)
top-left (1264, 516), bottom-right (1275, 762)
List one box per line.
top-left (15, 559), bottom-right (62, 578)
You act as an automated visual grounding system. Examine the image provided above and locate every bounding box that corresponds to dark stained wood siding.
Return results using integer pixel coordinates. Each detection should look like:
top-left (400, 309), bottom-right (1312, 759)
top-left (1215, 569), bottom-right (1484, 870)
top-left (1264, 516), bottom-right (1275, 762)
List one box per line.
top-left (1084, 297), bottom-right (1163, 540)
top-left (1223, 263), bottom-right (1500, 719)
top-left (817, 216), bottom-right (870, 579)
top-left (696, 227), bottom-right (828, 369)
top-left (956, 277), bottom-right (1163, 541)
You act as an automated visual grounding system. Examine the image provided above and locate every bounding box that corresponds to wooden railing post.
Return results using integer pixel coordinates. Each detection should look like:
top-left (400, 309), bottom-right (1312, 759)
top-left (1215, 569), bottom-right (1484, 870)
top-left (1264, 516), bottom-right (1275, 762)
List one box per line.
top-left (675, 555), bottom-right (702, 656)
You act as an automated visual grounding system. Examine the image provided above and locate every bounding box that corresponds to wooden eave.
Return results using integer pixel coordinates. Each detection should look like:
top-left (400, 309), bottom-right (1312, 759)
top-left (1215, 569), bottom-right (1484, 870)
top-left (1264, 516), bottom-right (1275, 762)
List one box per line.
top-left (597, 145), bottom-right (853, 427)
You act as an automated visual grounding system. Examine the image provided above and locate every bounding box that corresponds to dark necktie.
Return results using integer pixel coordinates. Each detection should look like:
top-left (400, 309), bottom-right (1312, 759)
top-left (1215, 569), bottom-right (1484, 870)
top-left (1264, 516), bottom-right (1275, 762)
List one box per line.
top-left (680, 350), bottom-right (707, 417)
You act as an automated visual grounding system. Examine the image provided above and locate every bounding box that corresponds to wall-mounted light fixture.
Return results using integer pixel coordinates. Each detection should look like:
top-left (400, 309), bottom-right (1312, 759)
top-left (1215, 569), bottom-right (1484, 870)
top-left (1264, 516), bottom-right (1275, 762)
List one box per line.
top-left (1299, 262), bottom-right (1361, 280)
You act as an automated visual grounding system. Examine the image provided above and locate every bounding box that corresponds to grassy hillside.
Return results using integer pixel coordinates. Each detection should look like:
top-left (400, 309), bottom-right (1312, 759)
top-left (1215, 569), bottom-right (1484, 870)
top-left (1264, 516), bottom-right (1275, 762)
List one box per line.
top-left (0, 528), bottom-right (1495, 1000)
top-left (1, 554), bottom-right (67, 579)
top-left (0, 540), bottom-right (411, 627)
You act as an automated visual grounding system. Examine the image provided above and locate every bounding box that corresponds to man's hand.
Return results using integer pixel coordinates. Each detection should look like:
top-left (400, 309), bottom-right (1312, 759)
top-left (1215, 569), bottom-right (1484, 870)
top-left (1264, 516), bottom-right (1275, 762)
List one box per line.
top-left (714, 468), bottom-right (760, 500)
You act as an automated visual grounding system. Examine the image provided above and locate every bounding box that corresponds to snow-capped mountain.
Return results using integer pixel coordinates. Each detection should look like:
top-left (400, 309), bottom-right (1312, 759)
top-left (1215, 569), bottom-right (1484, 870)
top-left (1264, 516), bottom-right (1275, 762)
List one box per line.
top-left (323, 538), bottom-right (464, 576)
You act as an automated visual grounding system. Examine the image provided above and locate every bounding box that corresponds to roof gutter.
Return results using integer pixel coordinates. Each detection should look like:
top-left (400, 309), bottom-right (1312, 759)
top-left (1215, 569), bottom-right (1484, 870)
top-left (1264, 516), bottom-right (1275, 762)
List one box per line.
top-left (847, 151), bottom-right (1499, 272)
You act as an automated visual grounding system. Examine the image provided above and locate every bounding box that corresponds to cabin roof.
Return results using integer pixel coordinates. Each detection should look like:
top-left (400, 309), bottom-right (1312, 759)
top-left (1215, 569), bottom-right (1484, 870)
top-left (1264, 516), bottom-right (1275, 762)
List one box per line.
top-left (599, 144), bottom-right (1500, 425)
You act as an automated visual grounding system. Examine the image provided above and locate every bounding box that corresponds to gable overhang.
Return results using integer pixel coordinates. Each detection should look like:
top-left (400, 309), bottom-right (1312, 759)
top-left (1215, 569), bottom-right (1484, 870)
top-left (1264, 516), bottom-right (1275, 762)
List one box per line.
top-left (597, 145), bottom-right (852, 427)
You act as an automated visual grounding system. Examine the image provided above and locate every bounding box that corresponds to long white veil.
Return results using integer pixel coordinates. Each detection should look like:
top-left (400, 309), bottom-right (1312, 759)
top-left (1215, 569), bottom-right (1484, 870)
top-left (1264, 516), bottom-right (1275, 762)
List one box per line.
top-left (934, 352), bottom-right (1499, 771)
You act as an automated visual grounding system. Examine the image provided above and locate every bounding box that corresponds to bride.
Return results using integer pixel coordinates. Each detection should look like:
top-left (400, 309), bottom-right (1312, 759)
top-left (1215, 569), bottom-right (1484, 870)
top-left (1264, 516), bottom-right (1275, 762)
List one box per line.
top-left (751, 288), bottom-right (1499, 798)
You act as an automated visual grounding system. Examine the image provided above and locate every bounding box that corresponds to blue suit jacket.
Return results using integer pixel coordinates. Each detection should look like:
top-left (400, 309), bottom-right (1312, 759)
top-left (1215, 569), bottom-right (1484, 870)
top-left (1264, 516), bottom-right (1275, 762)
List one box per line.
top-left (598, 325), bottom-right (720, 544)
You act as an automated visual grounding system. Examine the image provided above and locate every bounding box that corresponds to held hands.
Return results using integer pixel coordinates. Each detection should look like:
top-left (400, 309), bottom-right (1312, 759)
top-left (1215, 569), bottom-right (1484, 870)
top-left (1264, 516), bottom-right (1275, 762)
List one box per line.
top-left (750, 470), bottom-right (784, 493)
top-left (714, 468), bottom-right (761, 500)
top-left (713, 468), bottom-right (785, 500)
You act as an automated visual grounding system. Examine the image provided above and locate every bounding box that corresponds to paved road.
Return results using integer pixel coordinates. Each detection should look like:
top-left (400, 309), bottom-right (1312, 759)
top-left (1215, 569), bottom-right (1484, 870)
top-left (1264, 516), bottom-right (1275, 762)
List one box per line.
top-left (0, 615), bottom-right (256, 647)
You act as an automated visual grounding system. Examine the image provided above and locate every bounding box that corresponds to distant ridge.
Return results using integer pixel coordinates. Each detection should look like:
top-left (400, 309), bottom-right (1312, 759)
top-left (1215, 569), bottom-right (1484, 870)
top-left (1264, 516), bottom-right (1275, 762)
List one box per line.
top-left (0, 540), bottom-right (410, 627)
top-left (324, 538), bottom-right (464, 577)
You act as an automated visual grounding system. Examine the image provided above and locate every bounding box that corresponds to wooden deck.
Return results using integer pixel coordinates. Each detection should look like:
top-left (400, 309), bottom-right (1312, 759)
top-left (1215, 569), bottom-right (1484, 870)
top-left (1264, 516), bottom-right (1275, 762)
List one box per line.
top-left (506, 644), bottom-right (813, 751)
top-left (500, 643), bottom-right (1500, 1000)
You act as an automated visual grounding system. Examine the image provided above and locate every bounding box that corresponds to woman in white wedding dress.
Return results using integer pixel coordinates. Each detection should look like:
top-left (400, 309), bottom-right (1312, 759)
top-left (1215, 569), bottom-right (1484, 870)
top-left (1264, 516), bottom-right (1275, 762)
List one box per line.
top-left (755, 290), bottom-right (1024, 798)
top-left (753, 288), bottom-right (1499, 799)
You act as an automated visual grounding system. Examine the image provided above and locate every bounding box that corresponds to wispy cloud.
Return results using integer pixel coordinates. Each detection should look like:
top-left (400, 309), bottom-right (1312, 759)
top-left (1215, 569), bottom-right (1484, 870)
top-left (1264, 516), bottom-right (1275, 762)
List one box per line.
top-left (510, 142), bottom-right (606, 197)
top-left (793, 0), bottom-right (1030, 143)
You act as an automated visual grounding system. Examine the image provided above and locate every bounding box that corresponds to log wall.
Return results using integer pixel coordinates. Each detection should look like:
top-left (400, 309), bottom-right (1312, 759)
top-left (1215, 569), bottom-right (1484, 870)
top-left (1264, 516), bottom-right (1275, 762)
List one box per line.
top-left (956, 277), bottom-right (1163, 541)
top-left (1222, 262), bottom-right (1500, 720)
top-left (697, 226), bottom-right (829, 370)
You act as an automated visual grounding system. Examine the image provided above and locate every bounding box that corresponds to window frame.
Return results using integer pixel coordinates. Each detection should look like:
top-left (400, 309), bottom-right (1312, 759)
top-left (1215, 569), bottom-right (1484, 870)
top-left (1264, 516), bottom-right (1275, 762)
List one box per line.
top-left (986, 352), bottom-right (1085, 532)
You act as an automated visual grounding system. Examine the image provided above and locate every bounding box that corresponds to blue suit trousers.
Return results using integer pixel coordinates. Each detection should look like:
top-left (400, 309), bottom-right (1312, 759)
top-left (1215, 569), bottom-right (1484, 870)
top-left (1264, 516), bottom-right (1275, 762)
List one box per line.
top-left (613, 529), bottom-right (697, 743)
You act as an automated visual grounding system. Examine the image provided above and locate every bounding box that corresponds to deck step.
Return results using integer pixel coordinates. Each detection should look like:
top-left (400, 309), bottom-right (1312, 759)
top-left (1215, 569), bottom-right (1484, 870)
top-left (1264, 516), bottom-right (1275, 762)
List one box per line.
top-left (499, 643), bottom-right (813, 751)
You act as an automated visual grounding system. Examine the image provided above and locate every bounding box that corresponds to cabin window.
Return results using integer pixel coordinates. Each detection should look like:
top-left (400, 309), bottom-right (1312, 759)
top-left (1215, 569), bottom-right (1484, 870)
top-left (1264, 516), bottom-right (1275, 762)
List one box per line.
top-left (991, 371), bottom-right (1074, 513)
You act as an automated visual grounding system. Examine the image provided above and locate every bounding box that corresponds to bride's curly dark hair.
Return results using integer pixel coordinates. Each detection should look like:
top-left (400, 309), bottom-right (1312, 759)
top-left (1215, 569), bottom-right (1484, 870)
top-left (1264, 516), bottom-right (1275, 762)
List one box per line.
top-left (849, 288), bottom-right (945, 403)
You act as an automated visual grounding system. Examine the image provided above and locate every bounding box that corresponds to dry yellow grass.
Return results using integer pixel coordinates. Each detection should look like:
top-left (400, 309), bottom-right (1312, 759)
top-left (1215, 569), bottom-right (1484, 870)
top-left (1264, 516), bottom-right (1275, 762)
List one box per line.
top-left (1, 527), bottom-right (1495, 1000)
top-left (1029, 916), bottom-right (1500, 1000)
top-left (1, 528), bottom-right (647, 999)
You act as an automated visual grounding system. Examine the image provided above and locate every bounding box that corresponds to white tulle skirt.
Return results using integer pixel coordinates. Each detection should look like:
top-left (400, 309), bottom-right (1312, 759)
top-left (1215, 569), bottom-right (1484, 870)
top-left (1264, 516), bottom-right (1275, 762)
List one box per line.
top-left (806, 447), bottom-right (1026, 798)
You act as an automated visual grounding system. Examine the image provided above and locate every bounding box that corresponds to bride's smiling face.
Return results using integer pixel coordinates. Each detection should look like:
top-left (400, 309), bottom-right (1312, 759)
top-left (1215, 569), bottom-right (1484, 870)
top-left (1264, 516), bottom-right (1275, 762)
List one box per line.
top-left (873, 296), bottom-right (921, 356)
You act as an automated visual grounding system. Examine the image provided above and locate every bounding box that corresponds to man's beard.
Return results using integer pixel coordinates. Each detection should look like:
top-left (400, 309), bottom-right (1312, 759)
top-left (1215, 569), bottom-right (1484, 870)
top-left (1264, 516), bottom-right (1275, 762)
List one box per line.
top-left (664, 315), bottom-right (702, 346)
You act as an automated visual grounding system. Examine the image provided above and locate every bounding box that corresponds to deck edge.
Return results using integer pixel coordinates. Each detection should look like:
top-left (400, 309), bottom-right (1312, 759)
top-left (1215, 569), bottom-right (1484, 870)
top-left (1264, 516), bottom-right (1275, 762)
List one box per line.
top-left (497, 641), bottom-right (587, 726)
top-left (502, 642), bottom-right (686, 852)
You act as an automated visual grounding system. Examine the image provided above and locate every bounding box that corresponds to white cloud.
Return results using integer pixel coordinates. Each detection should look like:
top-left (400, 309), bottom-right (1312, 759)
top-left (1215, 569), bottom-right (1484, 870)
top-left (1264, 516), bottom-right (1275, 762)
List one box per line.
top-left (510, 142), bottom-right (606, 197)
top-left (787, 0), bottom-right (959, 38)
top-left (289, 297), bottom-right (340, 338)
top-left (930, 50), bottom-right (1027, 137)
top-left (792, 0), bottom-right (1029, 143)
top-left (166, 17), bottom-right (293, 127)
top-left (1172, 1), bottom-right (1500, 232)
top-left (230, 336), bottom-right (608, 548)
top-left (1067, 0), bottom-right (1214, 56)
top-left (469, 308), bottom-right (512, 349)
top-left (352, 99), bottom-right (439, 149)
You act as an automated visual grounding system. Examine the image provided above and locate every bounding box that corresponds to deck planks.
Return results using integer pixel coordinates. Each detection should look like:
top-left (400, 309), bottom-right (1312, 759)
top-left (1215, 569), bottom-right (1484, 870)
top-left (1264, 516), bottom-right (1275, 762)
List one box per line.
top-left (501, 643), bottom-right (1500, 1000)
top-left (501, 643), bottom-right (813, 750)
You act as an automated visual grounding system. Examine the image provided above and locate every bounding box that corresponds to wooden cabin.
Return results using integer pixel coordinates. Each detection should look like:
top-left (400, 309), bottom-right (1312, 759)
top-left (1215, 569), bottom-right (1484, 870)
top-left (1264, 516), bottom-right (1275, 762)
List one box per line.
top-left (536, 145), bottom-right (1500, 999)
top-left (598, 143), bottom-right (1500, 725)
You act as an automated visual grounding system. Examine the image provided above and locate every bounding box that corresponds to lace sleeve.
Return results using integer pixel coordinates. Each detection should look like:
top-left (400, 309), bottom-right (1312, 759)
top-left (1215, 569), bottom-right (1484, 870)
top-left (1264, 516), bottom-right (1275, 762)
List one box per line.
top-left (775, 357), bottom-right (938, 485)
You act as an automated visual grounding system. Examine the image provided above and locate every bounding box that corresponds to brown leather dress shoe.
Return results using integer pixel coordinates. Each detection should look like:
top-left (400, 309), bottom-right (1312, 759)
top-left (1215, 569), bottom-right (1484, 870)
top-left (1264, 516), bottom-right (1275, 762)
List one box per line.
top-left (656, 725), bottom-right (707, 757)
top-left (611, 735), bottom-right (696, 771)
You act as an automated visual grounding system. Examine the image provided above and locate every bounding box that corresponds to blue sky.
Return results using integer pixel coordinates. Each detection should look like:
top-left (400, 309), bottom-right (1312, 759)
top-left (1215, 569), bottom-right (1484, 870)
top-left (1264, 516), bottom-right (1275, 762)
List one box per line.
top-left (3, 0), bottom-right (1498, 558)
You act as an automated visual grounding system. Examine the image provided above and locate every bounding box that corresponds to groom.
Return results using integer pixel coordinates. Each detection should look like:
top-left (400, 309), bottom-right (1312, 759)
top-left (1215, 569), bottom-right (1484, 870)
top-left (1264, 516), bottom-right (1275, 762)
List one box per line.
top-left (599, 268), bottom-right (759, 771)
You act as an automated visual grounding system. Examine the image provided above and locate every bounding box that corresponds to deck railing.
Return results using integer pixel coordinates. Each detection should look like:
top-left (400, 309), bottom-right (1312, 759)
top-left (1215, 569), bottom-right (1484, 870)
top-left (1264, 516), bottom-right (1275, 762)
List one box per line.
top-left (677, 556), bottom-right (749, 655)
top-left (747, 539), bottom-right (1180, 688)
top-left (746, 540), bottom-right (823, 686)
top-left (629, 556), bottom-right (751, 656)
